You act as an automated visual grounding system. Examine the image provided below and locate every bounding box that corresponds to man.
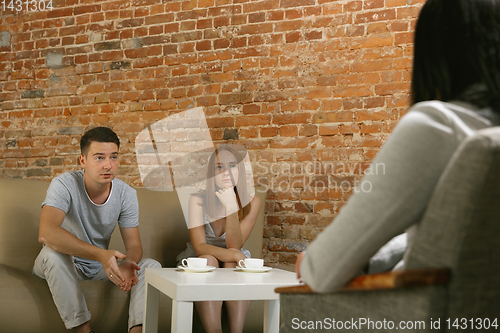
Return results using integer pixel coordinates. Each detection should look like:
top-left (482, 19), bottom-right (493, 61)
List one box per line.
top-left (33, 127), bottom-right (161, 333)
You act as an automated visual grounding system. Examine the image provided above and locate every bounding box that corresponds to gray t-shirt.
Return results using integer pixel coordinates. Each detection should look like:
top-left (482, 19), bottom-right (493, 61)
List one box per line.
top-left (42, 169), bottom-right (139, 277)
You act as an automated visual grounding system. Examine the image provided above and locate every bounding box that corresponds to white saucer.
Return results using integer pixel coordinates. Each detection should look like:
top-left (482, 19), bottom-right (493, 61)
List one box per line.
top-left (177, 265), bottom-right (216, 273)
top-left (235, 266), bottom-right (272, 273)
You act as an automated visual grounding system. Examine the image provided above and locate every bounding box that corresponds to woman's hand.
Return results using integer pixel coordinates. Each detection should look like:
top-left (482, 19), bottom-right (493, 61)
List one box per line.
top-left (227, 248), bottom-right (247, 264)
top-left (215, 187), bottom-right (239, 215)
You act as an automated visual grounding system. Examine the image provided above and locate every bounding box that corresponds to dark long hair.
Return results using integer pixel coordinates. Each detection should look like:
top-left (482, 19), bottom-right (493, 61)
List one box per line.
top-left (411, 0), bottom-right (500, 113)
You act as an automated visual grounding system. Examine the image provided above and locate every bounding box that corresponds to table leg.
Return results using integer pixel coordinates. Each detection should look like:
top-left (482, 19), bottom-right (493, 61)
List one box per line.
top-left (263, 299), bottom-right (280, 333)
top-left (171, 301), bottom-right (193, 333)
top-left (143, 283), bottom-right (160, 333)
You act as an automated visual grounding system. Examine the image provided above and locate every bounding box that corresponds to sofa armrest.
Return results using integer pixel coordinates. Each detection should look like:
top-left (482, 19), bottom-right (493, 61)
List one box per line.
top-left (275, 267), bottom-right (450, 294)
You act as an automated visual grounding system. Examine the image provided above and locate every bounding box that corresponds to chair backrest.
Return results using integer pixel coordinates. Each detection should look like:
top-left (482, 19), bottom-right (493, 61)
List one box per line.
top-left (405, 127), bottom-right (500, 318)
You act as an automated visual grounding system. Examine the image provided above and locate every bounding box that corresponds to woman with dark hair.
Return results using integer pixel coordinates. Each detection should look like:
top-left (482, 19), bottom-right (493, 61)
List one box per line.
top-left (296, 0), bottom-right (500, 293)
top-left (177, 145), bottom-right (261, 333)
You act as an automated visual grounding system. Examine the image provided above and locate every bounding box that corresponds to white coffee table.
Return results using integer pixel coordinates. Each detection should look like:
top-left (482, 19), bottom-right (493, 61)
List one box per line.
top-left (143, 267), bottom-right (300, 333)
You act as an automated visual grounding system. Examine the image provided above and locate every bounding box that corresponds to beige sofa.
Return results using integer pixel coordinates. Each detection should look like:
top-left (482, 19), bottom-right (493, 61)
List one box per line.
top-left (0, 176), bottom-right (266, 333)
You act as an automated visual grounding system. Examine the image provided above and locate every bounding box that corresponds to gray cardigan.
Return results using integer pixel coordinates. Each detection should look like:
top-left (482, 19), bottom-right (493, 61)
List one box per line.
top-left (300, 101), bottom-right (497, 292)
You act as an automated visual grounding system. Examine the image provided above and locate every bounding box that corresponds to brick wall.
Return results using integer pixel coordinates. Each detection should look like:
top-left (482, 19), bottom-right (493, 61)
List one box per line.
top-left (0, 0), bottom-right (425, 265)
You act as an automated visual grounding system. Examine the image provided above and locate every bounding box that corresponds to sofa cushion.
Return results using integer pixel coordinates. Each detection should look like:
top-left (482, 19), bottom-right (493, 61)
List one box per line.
top-left (0, 263), bottom-right (132, 333)
top-left (0, 177), bottom-right (48, 273)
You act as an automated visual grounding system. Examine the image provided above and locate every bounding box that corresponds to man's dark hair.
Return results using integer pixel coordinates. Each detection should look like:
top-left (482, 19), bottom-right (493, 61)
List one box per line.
top-left (411, 0), bottom-right (500, 113)
top-left (80, 127), bottom-right (120, 156)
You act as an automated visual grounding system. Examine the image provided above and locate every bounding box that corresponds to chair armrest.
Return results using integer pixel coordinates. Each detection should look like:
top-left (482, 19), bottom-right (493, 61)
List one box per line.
top-left (275, 267), bottom-right (451, 294)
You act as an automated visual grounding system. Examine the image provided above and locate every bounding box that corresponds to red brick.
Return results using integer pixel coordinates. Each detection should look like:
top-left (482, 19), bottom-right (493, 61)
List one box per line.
top-left (352, 60), bottom-right (393, 73)
top-left (304, 6), bottom-right (321, 16)
top-left (350, 35), bottom-right (393, 49)
top-left (313, 112), bottom-right (353, 124)
top-left (286, 31), bottom-right (301, 43)
top-left (197, 19), bottom-right (213, 30)
top-left (211, 40), bottom-right (228, 51)
top-left (279, 125), bottom-right (298, 137)
top-left (318, 125), bottom-right (339, 136)
top-left (364, 0), bottom-right (384, 9)
top-left (235, 115), bottom-right (270, 127)
top-left (267, 216), bottom-right (282, 226)
top-left (283, 216), bottom-right (306, 225)
top-left (390, 21), bottom-right (409, 31)
top-left (47, 7), bottom-right (73, 18)
top-left (74, 4), bottom-right (101, 15)
top-left (386, 0), bottom-right (406, 6)
top-left (206, 117), bottom-right (234, 128)
top-left (397, 6), bottom-right (422, 19)
top-left (273, 113), bottom-right (311, 125)
top-left (270, 137), bottom-right (309, 149)
top-left (209, 5), bottom-right (241, 17)
top-left (243, 104), bottom-right (260, 114)
top-left (395, 32), bottom-right (414, 45)
top-left (237, 139), bottom-right (269, 150)
top-left (199, 0), bottom-right (214, 7)
top-left (195, 40), bottom-right (211, 51)
top-left (267, 10), bottom-right (284, 21)
top-left (240, 128), bottom-right (258, 138)
top-left (355, 110), bottom-right (394, 121)
top-left (248, 35), bottom-right (266, 46)
top-left (238, 23), bottom-right (273, 35)
top-left (179, 42), bottom-right (196, 53)
top-left (260, 127), bottom-right (279, 137)
top-left (274, 20), bottom-right (303, 32)
top-left (145, 14), bottom-right (175, 25)
top-left (374, 82), bottom-right (410, 96)
top-left (249, 12), bottom-right (266, 23)
top-left (219, 92), bottom-right (253, 105)
top-left (281, 0), bottom-right (315, 8)
top-left (305, 30), bottom-right (322, 40)
top-left (243, 1), bottom-right (278, 13)
top-left (59, 26), bottom-right (86, 37)
top-left (231, 14), bottom-right (247, 25)
top-left (172, 31), bottom-right (203, 43)
top-left (286, 9), bottom-right (302, 19)
top-left (365, 96), bottom-right (386, 108)
top-left (355, 9), bottom-right (396, 23)
top-left (306, 88), bottom-right (332, 99)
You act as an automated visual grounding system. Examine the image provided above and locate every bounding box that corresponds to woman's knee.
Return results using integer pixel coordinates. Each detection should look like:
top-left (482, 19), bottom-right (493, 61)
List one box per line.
top-left (222, 261), bottom-right (236, 268)
top-left (199, 255), bottom-right (219, 267)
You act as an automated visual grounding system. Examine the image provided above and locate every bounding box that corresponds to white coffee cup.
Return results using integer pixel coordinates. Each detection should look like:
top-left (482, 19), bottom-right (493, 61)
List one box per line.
top-left (182, 257), bottom-right (207, 268)
top-left (238, 258), bottom-right (264, 269)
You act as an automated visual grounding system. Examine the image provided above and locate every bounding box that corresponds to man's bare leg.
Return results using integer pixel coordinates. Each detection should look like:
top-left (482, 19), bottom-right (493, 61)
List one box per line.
top-left (75, 321), bottom-right (91, 333)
